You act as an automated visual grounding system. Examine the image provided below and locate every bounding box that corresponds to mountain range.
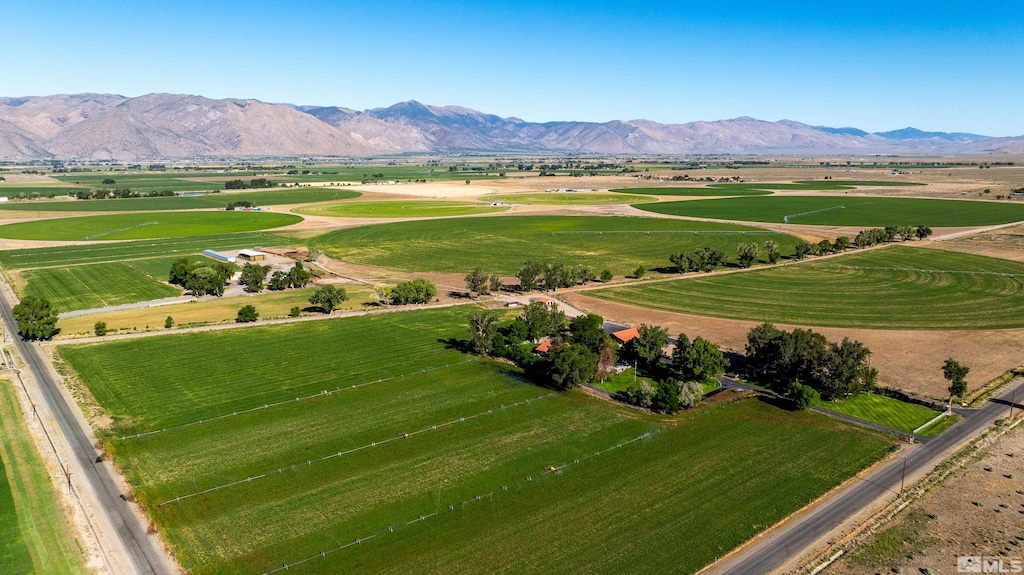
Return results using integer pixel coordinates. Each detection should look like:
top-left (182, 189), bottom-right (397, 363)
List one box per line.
top-left (1, 93), bottom-right (1021, 160)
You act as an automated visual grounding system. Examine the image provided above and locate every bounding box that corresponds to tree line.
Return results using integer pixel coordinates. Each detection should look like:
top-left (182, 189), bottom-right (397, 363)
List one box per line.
top-left (225, 178), bottom-right (275, 190)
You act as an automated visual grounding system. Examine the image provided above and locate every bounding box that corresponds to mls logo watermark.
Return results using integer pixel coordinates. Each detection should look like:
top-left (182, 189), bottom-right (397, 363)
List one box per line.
top-left (959, 556), bottom-right (1024, 573)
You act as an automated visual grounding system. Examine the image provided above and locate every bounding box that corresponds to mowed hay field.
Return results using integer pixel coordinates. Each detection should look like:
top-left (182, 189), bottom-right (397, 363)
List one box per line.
top-left (637, 195), bottom-right (1024, 226)
top-left (310, 216), bottom-right (803, 275)
top-left (0, 189), bottom-right (361, 212)
top-left (59, 307), bottom-right (893, 575)
top-left (590, 246), bottom-right (1024, 330)
top-left (0, 211), bottom-right (301, 241)
top-left (0, 232), bottom-right (289, 270)
top-left (294, 200), bottom-right (507, 218)
top-left (20, 261), bottom-right (181, 311)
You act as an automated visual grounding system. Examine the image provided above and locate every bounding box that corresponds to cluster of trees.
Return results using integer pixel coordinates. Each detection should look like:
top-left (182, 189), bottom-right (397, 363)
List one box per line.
top-left (617, 326), bottom-right (728, 413)
top-left (464, 268), bottom-right (503, 297)
top-left (670, 246), bottom-right (727, 273)
top-left (745, 323), bottom-right (877, 404)
top-left (225, 178), bottom-right (274, 190)
top-left (855, 226), bottom-right (932, 247)
top-left (466, 304), bottom-right (727, 415)
top-left (169, 259), bottom-right (236, 297)
top-left (72, 189), bottom-right (175, 200)
top-left (378, 279), bottom-right (437, 305)
top-left (225, 200), bottom-right (255, 210)
top-left (793, 236), bottom-right (852, 260)
top-left (239, 262), bottom-right (312, 293)
top-left (516, 261), bottom-right (602, 292)
top-left (12, 295), bottom-right (59, 340)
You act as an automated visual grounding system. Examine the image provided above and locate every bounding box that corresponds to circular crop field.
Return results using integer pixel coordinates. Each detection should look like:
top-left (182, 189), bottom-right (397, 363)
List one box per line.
top-left (310, 215), bottom-right (802, 275)
top-left (294, 201), bottom-right (507, 218)
top-left (591, 246), bottom-right (1024, 329)
top-left (0, 211), bottom-right (302, 241)
top-left (637, 196), bottom-right (1024, 227)
top-left (485, 193), bottom-right (656, 205)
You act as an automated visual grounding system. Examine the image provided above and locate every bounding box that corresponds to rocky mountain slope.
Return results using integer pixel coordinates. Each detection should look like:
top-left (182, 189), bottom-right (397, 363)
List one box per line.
top-left (0, 93), bottom-right (1014, 160)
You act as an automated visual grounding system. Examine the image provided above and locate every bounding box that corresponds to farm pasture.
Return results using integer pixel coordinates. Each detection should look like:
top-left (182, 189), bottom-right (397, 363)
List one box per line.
top-left (294, 200), bottom-right (507, 218)
top-left (588, 246), bottom-right (1024, 330)
top-left (58, 307), bottom-right (893, 574)
top-left (0, 211), bottom-right (301, 241)
top-left (20, 262), bottom-right (181, 312)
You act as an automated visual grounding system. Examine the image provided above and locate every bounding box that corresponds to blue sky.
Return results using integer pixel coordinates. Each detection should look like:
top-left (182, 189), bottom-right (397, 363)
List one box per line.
top-left (2, 0), bottom-right (1022, 135)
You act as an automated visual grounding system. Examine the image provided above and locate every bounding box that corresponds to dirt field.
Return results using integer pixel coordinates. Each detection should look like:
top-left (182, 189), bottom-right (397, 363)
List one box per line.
top-left (829, 422), bottom-right (1024, 575)
top-left (928, 222), bottom-right (1024, 263)
top-left (560, 292), bottom-right (1024, 400)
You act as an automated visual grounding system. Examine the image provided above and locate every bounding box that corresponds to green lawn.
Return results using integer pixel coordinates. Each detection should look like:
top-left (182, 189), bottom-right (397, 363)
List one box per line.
top-left (309, 215), bottom-right (802, 275)
top-left (486, 193), bottom-right (657, 204)
top-left (589, 245), bottom-right (1024, 329)
top-left (0, 232), bottom-right (290, 270)
top-left (0, 189), bottom-right (361, 212)
top-left (0, 211), bottom-right (301, 241)
top-left (294, 200), bottom-right (507, 218)
top-left (58, 307), bottom-right (893, 575)
top-left (20, 262), bottom-right (182, 312)
top-left (636, 195), bottom-right (1024, 226)
top-left (0, 382), bottom-right (86, 574)
top-left (815, 393), bottom-right (942, 435)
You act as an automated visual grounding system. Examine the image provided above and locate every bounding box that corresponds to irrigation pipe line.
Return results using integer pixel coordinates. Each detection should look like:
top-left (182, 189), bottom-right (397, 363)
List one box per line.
top-left (807, 263), bottom-right (1020, 278)
top-left (549, 230), bottom-right (785, 235)
top-left (259, 430), bottom-right (655, 575)
top-left (158, 393), bottom-right (558, 507)
top-left (117, 360), bottom-right (475, 441)
top-left (83, 221), bottom-right (159, 240)
top-left (782, 205), bottom-right (845, 223)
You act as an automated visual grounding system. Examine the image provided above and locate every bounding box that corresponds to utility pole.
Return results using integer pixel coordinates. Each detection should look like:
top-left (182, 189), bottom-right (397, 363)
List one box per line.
top-left (899, 458), bottom-right (907, 497)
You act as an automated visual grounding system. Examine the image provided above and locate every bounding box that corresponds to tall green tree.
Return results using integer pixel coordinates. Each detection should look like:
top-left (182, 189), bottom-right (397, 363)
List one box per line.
top-left (465, 268), bottom-right (489, 296)
top-left (522, 301), bottom-right (566, 341)
top-left (309, 285), bottom-right (348, 313)
top-left (239, 263), bottom-right (271, 293)
top-left (236, 304), bottom-right (259, 323)
top-left (568, 313), bottom-right (605, 353)
top-left (390, 278), bottom-right (437, 305)
top-left (676, 336), bottom-right (728, 383)
top-left (737, 243), bottom-right (760, 268)
top-left (625, 324), bottom-right (669, 373)
top-left (942, 357), bottom-right (970, 409)
top-left (517, 261), bottom-right (544, 292)
top-left (654, 379), bottom-right (681, 414)
top-left (288, 262), bottom-right (312, 288)
top-left (467, 309), bottom-right (500, 354)
top-left (762, 240), bottom-right (780, 264)
top-left (549, 344), bottom-right (598, 390)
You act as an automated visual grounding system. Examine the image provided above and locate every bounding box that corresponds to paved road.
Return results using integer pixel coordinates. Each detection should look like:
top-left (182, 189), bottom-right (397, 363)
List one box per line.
top-left (709, 377), bottom-right (1024, 575)
top-left (0, 292), bottom-right (174, 574)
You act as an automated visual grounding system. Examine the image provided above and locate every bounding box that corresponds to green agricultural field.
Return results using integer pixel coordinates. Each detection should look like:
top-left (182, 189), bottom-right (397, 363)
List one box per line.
top-left (589, 245), bottom-right (1024, 329)
top-left (485, 193), bottom-right (657, 204)
top-left (610, 186), bottom-right (774, 196)
top-left (637, 195), bottom-right (1024, 226)
top-left (294, 200), bottom-right (507, 218)
top-left (0, 383), bottom-right (85, 575)
top-left (54, 173), bottom-right (239, 193)
top-left (815, 393), bottom-right (943, 435)
top-left (20, 262), bottom-right (181, 312)
top-left (0, 232), bottom-right (289, 270)
top-left (0, 189), bottom-right (361, 212)
top-left (59, 307), bottom-right (892, 575)
top-left (0, 211), bottom-right (301, 241)
top-left (309, 216), bottom-right (802, 275)
top-left (610, 180), bottom-right (922, 197)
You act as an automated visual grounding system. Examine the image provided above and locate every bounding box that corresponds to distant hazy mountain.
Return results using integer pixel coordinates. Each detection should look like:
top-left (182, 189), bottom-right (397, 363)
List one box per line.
top-left (0, 93), bottom-right (1014, 160)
